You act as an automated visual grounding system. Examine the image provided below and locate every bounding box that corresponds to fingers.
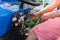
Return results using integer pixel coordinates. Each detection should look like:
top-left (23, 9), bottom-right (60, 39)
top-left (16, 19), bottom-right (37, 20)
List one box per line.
top-left (41, 11), bottom-right (56, 20)
top-left (30, 14), bottom-right (37, 20)
top-left (42, 13), bottom-right (49, 20)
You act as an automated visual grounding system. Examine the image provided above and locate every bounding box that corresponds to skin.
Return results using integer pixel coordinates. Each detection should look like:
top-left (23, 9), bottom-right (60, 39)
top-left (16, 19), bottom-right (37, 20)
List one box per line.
top-left (37, 0), bottom-right (60, 15)
top-left (42, 9), bottom-right (60, 20)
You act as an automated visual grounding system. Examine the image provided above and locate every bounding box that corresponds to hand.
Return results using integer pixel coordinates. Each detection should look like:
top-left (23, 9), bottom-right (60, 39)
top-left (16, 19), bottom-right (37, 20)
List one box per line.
top-left (30, 12), bottom-right (41, 20)
top-left (41, 11), bottom-right (57, 20)
top-left (30, 13), bottom-right (37, 19)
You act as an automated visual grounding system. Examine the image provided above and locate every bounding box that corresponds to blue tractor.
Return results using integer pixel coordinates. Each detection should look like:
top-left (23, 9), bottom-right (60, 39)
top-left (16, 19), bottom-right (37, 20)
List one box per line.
top-left (0, 0), bottom-right (40, 40)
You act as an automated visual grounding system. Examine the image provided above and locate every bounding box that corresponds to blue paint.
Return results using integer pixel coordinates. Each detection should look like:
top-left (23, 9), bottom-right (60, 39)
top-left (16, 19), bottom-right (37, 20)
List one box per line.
top-left (0, 0), bottom-right (30, 37)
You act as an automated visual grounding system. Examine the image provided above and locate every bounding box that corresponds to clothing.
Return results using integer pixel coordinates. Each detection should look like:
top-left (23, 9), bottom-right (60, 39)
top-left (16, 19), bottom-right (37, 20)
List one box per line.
top-left (33, 17), bottom-right (60, 40)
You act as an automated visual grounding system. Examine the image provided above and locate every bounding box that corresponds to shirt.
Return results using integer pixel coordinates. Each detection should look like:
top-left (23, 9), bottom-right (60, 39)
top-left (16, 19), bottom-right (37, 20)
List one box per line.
top-left (33, 17), bottom-right (60, 40)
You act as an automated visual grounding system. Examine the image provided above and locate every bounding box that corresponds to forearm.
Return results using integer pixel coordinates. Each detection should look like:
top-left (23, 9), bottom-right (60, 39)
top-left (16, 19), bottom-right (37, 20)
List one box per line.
top-left (36, 0), bottom-right (60, 16)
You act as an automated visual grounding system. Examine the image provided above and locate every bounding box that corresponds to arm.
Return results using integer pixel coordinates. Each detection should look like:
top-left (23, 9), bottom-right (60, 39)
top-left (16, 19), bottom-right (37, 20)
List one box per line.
top-left (30, 0), bottom-right (60, 19)
top-left (36, 0), bottom-right (60, 16)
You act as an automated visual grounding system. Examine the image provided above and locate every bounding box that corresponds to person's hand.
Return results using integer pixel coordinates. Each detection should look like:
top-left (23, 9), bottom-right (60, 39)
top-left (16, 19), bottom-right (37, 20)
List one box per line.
top-left (41, 11), bottom-right (57, 21)
top-left (30, 12), bottom-right (41, 20)
top-left (30, 13), bottom-right (37, 19)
